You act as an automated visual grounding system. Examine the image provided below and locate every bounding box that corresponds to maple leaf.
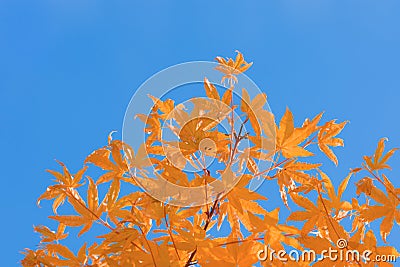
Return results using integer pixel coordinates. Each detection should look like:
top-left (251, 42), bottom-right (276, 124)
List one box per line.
top-left (177, 118), bottom-right (221, 155)
top-left (275, 160), bottom-right (321, 206)
top-left (148, 94), bottom-right (175, 120)
top-left (238, 133), bottom-right (275, 174)
top-left (217, 172), bottom-right (268, 235)
top-left (203, 77), bottom-right (233, 106)
top-left (21, 249), bottom-right (53, 267)
top-left (363, 137), bottom-right (398, 171)
top-left (199, 234), bottom-right (263, 266)
top-left (215, 50), bottom-right (253, 85)
top-left (355, 177), bottom-right (374, 196)
top-left (136, 110), bottom-right (162, 146)
top-left (240, 88), bottom-right (269, 137)
top-left (276, 108), bottom-right (322, 158)
top-left (48, 177), bottom-right (105, 237)
top-left (317, 120), bottom-right (347, 165)
top-left (287, 193), bottom-right (324, 236)
top-left (248, 209), bottom-right (301, 252)
top-left (34, 224), bottom-right (68, 243)
top-left (320, 170), bottom-right (352, 216)
top-left (37, 162), bottom-right (87, 214)
top-left (288, 192), bottom-right (349, 243)
top-left (358, 175), bottom-right (399, 243)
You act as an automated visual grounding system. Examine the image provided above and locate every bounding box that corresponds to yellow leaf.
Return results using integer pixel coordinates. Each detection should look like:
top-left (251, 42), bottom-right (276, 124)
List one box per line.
top-left (318, 120), bottom-right (347, 165)
top-left (87, 176), bottom-right (98, 212)
top-left (49, 215), bottom-right (86, 227)
top-left (204, 78), bottom-right (220, 100)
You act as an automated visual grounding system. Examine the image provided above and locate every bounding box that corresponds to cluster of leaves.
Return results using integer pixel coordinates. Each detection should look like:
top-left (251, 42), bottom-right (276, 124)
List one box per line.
top-left (22, 52), bottom-right (399, 266)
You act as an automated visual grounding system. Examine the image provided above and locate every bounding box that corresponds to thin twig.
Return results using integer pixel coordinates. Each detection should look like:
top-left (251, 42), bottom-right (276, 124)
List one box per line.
top-left (163, 204), bottom-right (181, 260)
top-left (316, 186), bottom-right (362, 267)
top-left (184, 194), bottom-right (221, 266)
top-left (139, 226), bottom-right (157, 267)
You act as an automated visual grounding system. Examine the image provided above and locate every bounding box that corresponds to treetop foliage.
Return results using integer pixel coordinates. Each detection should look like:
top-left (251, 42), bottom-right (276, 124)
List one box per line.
top-left (22, 52), bottom-right (399, 267)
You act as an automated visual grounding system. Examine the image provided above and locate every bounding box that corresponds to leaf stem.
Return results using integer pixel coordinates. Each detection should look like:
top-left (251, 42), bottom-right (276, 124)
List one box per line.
top-left (139, 226), bottom-right (157, 267)
top-left (363, 164), bottom-right (400, 202)
top-left (184, 194), bottom-right (221, 266)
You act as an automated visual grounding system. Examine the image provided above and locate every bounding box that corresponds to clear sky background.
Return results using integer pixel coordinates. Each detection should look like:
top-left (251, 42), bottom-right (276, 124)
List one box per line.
top-left (1, 1), bottom-right (399, 265)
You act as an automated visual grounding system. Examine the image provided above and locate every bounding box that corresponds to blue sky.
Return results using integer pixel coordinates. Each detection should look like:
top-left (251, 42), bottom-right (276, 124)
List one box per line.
top-left (1, 1), bottom-right (399, 265)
